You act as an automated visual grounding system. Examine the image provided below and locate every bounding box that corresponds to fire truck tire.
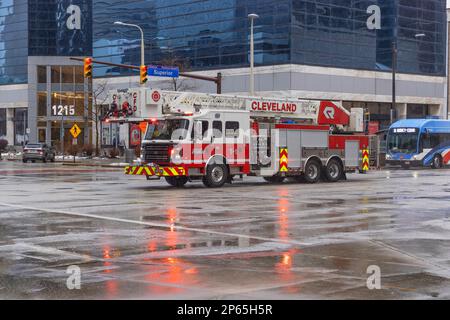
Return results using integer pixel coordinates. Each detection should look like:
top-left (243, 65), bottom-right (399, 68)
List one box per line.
top-left (165, 177), bottom-right (188, 188)
top-left (304, 160), bottom-right (322, 184)
top-left (263, 176), bottom-right (285, 184)
top-left (325, 159), bottom-right (343, 183)
top-left (204, 164), bottom-right (229, 188)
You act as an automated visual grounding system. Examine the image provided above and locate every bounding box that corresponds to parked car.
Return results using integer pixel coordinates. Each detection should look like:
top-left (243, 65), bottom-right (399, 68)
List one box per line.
top-left (23, 143), bottom-right (56, 163)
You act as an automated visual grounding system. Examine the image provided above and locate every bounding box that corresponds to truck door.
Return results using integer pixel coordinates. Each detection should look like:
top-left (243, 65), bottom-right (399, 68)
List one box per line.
top-left (345, 140), bottom-right (359, 167)
top-left (255, 122), bottom-right (272, 167)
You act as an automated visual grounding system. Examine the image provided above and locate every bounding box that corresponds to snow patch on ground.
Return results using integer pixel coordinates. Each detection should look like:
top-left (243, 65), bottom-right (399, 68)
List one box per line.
top-left (423, 219), bottom-right (450, 231)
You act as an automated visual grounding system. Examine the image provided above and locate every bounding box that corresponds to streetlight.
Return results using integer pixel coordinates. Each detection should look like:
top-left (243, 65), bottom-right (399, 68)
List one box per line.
top-left (114, 21), bottom-right (145, 68)
top-left (391, 39), bottom-right (397, 125)
top-left (248, 13), bottom-right (259, 96)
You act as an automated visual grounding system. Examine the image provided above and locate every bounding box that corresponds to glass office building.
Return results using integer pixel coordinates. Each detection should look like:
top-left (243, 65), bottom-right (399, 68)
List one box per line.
top-left (92, 0), bottom-right (446, 77)
top-left (0, 0), bottom-right (448, 146)
top-left (0, 0), bottom-right (92, 146)
top-left (0, 0), bottom-right (28, 85)
top-left (91, 0), bottom-right (448, 132)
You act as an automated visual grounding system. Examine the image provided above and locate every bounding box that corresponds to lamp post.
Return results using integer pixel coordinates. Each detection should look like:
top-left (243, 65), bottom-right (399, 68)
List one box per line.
top-left (248, 13), bottom-right (259, 96)
top-left (391, 39), bottom-right (397, 125)
top-left (114, 21), bottom-right (145, 75)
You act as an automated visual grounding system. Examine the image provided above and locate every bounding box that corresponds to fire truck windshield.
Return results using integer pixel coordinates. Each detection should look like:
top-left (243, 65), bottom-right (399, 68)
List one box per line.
top-left (144, 119), bottom-right (190, 141)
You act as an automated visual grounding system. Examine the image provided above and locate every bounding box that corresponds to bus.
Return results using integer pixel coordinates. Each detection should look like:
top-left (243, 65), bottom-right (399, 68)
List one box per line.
top-left (386, 119), bottom-right (450, 169)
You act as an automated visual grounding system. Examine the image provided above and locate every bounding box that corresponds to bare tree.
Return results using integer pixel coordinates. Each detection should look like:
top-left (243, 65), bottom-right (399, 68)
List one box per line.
top-left (88, 80), bottom-right (110, 156)
top-left (159, 56), bottom-right (196, 92)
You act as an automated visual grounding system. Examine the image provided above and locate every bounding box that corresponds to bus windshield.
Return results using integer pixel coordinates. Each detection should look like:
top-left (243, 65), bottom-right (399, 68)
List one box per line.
top-left (145, 119), bottom-right (190, 141)
top-left (387, 131), bottom-right (419, 154)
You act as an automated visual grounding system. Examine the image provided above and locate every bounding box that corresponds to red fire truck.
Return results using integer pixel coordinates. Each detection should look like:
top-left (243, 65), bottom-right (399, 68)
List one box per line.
top-left (106, 88), bottom-right (369, 188)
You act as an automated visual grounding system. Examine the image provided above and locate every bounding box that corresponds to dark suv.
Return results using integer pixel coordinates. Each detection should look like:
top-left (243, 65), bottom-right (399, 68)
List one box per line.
top-left (23, 143), bottom-right (56, 163)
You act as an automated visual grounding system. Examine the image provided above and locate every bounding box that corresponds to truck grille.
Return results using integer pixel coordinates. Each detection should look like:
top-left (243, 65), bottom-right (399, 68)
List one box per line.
top-left (143, 143), bottom-right (171, 164)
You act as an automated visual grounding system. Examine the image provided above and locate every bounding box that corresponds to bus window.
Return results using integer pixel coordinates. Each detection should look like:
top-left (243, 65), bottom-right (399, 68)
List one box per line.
top-left (422, 133), bottom-right (431, 149)
top-left (430, 134), bottom-right (441, 148)
top-left (420, 132), bottom-right (450, 151)
top-left (388, 132), bottom-right (419, 154)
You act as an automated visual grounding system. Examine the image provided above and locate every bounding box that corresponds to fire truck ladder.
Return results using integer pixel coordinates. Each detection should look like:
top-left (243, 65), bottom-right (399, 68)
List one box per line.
top-left (164, 92), bottom-right (248, 114)
top-left (163, 91), bottom-right (320, 122)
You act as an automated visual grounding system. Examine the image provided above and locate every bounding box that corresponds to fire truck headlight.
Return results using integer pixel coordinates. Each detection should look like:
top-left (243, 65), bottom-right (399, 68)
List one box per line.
top-left (171, 146), bottom-right (183, 162)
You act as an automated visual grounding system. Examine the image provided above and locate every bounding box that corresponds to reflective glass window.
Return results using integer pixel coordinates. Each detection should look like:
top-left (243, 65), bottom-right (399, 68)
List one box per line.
top-left (14, 108), bottom-right (28, 146)
top-left (37, 66), bottom-right (47, 83)
top-left (61, 66), bottom-right (74, 84)
top-left (37, 92), bottom-right (47, 117)
top-left (0, 109), bottom-right (6, 138)
top-left (0, 1), bottom-right (28, 84)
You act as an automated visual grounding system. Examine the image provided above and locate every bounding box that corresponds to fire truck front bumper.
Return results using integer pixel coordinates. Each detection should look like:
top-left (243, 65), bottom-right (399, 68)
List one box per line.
top-left (125, 166), bottom-right (187, 177)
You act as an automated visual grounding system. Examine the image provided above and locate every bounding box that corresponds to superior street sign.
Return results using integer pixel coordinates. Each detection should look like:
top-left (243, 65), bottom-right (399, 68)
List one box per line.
top-left (148, 65), bottom-right (180, 78)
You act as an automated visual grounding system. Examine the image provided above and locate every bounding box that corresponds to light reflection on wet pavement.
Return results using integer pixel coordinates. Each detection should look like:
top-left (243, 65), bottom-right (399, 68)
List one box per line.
top-left (0, 162), bottom-right (449, 299)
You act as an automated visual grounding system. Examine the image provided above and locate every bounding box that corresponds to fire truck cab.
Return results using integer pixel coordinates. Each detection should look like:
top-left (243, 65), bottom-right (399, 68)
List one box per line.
top-left (106, 88), bottom-right (369, 188)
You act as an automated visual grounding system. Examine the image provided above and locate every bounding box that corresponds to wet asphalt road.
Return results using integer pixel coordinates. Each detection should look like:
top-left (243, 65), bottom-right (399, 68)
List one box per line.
top-left (0, 161), bottom-right (449, 300)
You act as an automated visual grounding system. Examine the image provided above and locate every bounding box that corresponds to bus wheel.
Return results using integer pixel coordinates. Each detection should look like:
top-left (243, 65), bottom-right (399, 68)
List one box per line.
top-left (165, 177), bottom-right (188, 188)
top-left (304, 160), bottom-right (322, 184)
top-left (325, 159), bottom-right (343, 182)
top-left (432, 155), bottom-right (443, 169)
top-left (263, 175), bottom-right (285, 184)
top-left (204, 164), bottom-right (229, 188)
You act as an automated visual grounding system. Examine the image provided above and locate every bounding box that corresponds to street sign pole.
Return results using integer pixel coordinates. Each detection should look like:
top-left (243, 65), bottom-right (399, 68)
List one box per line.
top-left (70, 124), bottom-right (82, 164)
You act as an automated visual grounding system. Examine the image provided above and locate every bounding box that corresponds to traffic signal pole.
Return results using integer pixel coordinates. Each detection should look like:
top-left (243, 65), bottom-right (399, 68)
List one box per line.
top-left (70, 57), bottom-right (223, 94)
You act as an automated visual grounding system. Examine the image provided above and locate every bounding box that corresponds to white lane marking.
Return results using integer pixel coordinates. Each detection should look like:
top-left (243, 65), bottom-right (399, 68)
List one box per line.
top-left (15, 254), bottom-right (53, 262)
top-left (0, 243), bottom-right (92, 261)
top-left (0, 202), bottom-right (311, 247)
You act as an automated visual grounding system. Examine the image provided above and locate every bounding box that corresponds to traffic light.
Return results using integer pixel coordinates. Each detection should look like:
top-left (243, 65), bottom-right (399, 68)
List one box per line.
top-left (140, 65), bottom-right (148, 85)
top-left (84, 57), bottom-right (93, 78)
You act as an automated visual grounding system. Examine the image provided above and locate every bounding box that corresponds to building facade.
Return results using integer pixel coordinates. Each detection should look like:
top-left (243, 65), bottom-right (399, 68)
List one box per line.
top-left (0, 0), bottom-right (92, 147)
top-left (0, 0), bottom-right (448, 147)
top-left (94, 0), bottom-right (448, 137)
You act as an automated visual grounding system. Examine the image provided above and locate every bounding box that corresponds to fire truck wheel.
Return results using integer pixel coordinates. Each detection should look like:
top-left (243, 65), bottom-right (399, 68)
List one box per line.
top-left (325, 159), bottom-right (343, 183)
top-left (204, 164), bottom-right (229, 188)
top-left (263, 176), bottom-right (285, 184)
top-left (304, 160), bottom-right (322, 184)
top-left (165, 177), bottom-right (189, 188)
